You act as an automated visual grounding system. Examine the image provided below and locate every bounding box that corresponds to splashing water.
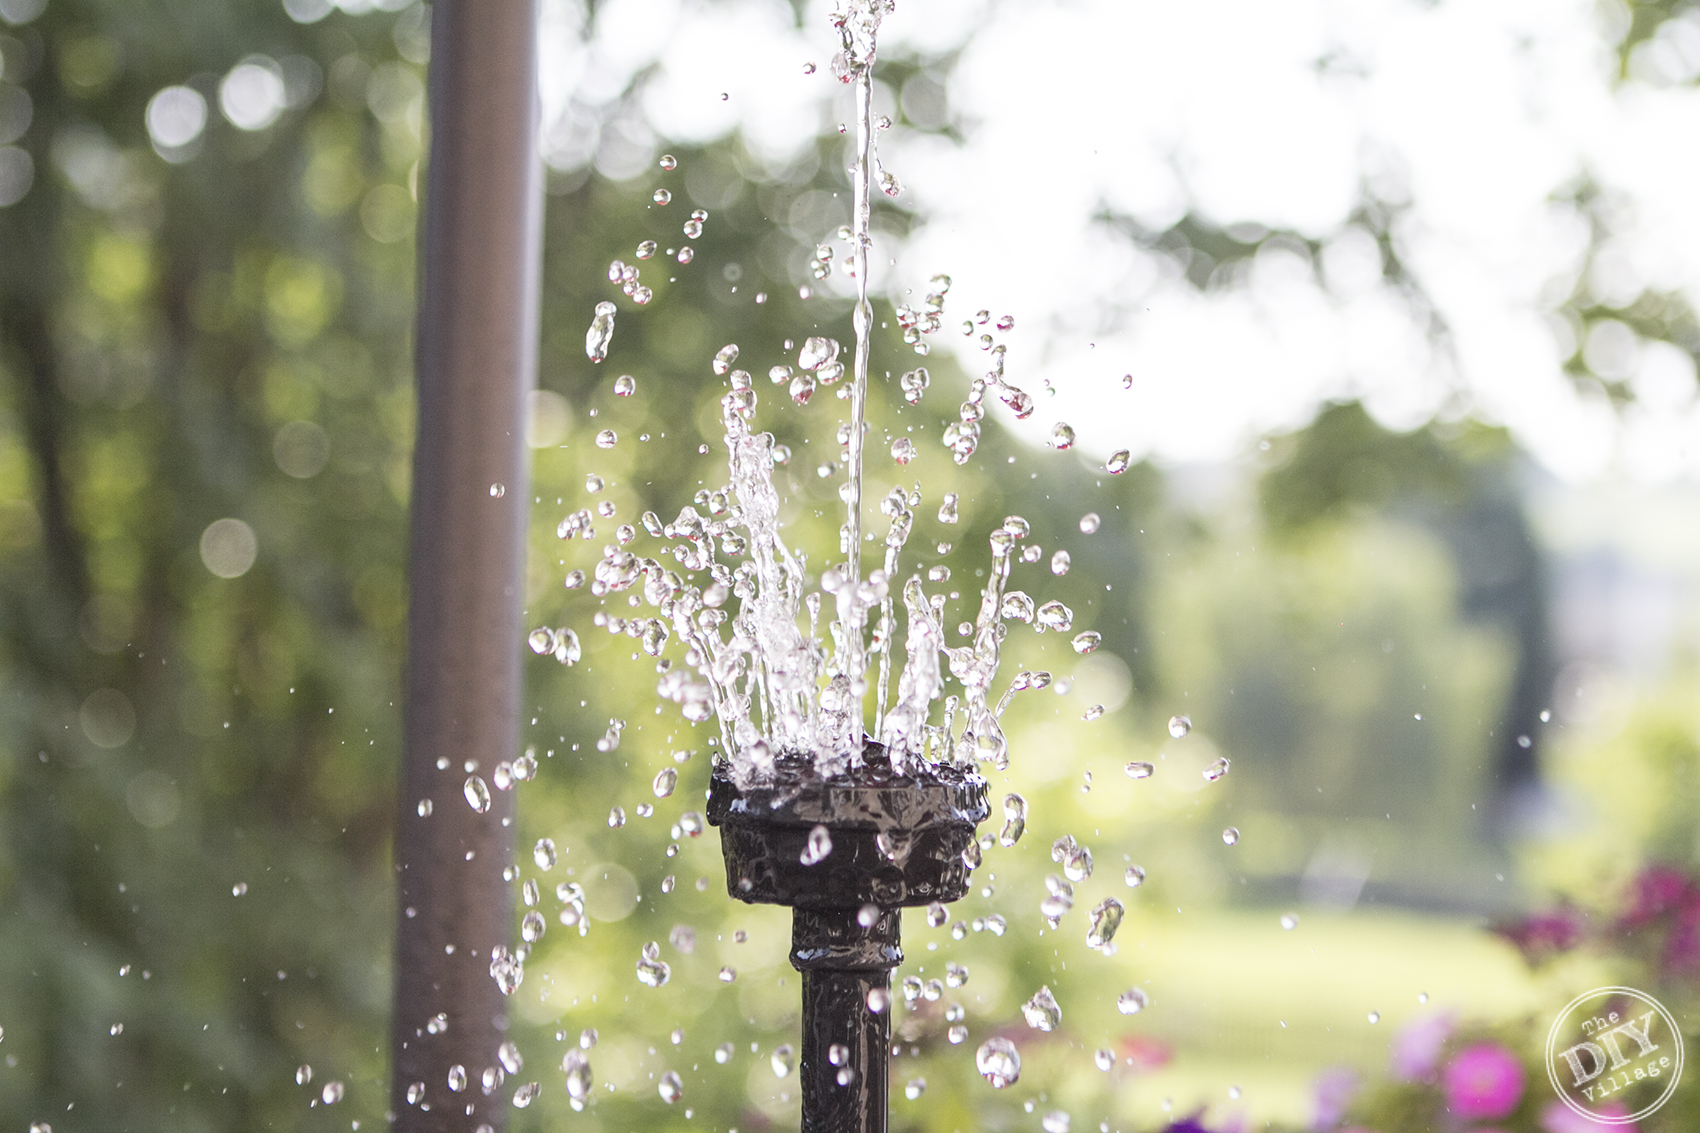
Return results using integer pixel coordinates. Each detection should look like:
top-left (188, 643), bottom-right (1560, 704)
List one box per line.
top-left (520, 0), bottom-right (1163, 1116)
top-left (537, 0), bottom-right (1073, 788)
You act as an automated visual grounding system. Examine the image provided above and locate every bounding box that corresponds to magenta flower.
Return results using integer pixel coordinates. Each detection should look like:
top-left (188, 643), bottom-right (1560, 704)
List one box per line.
top-left (1495, 906), bottom-right (1585, 962)
top-left (1160, 1118), bottom-right (1216, 1133)
top-left (1310, 1066), bottom-right (1358, 1129)
top-left (1443, 1043), bottom-right (1525, 1120)
top-left (1619, 865), bottom-right (1691, 929)
top-left (1661, 898), bottom-right (1700, 976)
top-left (1390, 1012), bottom-right (1455, 1082)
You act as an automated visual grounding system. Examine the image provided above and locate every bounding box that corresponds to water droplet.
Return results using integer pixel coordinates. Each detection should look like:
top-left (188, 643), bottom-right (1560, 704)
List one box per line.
top-left (1279, 912), bottom-right (1299, 931)
top-left (1107, 449), bottom-right (1132, 474)
top-left (976, 1037), bottom-right (1021, 1088)
top-left (1222, 826), bottom-right (1240, 846)
top-left (608, 806), bottom-right (626, 828)
top-left (890, 437), bottom-right (915, 465)
top-left (232, 881), bottom-right (247, 896)
top-left (1094, 1048), bottom-right (1115, 1071)
top-left (498, 1041), bottom-right (523, 1075)
top-left (406, 1082), bottom-right (425, 1104)
top-left (1086, 898), bottom-right (1125, 948)
top-left (653, 188), bottom-right (671, 205)
top-left (856, 903), bottom-right (880, 927)
top-left (1071, 631), bottom-right (1101, 655)
top-left (1036, 600), bottom-right (1073, 633)
top-left (1063, 844), bottom-right (1093, 882)
top-left (1203, 757), bottom-right (1230, 783)
top-left (1022, 986), bottom-right (1062, 1032)
top-left (904, 1077), bottom-right (926, 1099)
top-left (1168, 714), bottom-right (1192, 738)
top-left (1000, 591), bottom-right (1035, 623)
top-left (945, 961), bottom-right (970, 988)
top-left (637, 941), bottom-right (671, 987)
top-left (650, 767), bottom-right (678, 799)
top-left (827, 1043), bottom-right (850, 1067)
top-left (999, 792), bottom-right (1027, 846)
top-left (1078, 512), bottom-right (1100, 534)
top-left (563, 1049), bottom-right (593, 1102)
top-left (613, 374), bottom-right (636, 397)
top-left (322, 1080), bottom-right (345, 1105)
top-left (464, 776), bottom-right (491, 813)
top-left (1116, 987), bottom-right (1149, 1015)
top-left (594, 428), bottom-right (618, 449)
top-left (1042, 1112), bottom-right (1070, 1133)
top-left (296, 1064), bottom-right (313, 1086)
top-left (658, 1070), bottom-right (683, 1103)
top-left (446, 1065), bottom-right (467, 1092)
top-left (1368, 1010), bottom-right (1381, 1024)
top-left (489, 482), bottom-right (505, 498)
top-left (946, 1023), bottom-right (968, 1045)
top-left (866, 986), bottom-right (890, 1013)
top-left (585, 301), bottom-right (616, 362)
top-left (1418, 991), bottom-right (1429, 1004)
top-left (800, 824), bottom-right (833, 866)
top-left (513, 1081), bottom-right (540, 1107)
top-left (798, 336), bottom-right (840, 372)
top-left (659, 154), bottom-right (677, 170)
top-left (533, 838), bottom-right (558, 869)
top-left (1050, 422), bottom-right (1075, 449)
top-left (521, 910), bottom-right (546, 943)
top-left (711, 343), bottom-right (740, 376)
top-left (417, 798), bottom-right (433, 817)
top-left (771, 1044), bottom-right (795, 1077)
top-left (718, 966), bottom-right (736, 982)
top-left (1051, 549), bottom-right (1071, 576)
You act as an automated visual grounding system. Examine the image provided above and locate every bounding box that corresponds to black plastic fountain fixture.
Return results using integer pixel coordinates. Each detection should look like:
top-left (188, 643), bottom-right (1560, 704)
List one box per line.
top-left (708, 741), bottom-right (989, 1133)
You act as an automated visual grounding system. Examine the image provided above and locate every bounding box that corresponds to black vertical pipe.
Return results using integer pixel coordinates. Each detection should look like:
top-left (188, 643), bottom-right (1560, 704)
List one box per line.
top-left (392, 2), bottom-right (541, 1130)
top-left (792, 908), bottom-right (902, 1133)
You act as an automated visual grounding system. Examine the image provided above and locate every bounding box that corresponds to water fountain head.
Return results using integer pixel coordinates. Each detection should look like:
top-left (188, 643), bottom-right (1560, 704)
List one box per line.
top-left (708, 742), bottom-right (988, 1133)
top-left (707, 741), bottom-right (988, 908)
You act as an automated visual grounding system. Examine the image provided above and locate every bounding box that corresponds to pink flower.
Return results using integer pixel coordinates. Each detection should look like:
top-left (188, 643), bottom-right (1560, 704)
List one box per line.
top-left (1496, 907), bottom-right (1586, 962)
top-left (1661, 898), bottom-right (1700, 976)
top-left (1442, 1043), bottom-right (1525, 1120)
top-left (1540, 1099), bottom-right (1636, 1132)
top-left (1390, 1012), bottom-right (1455, 1082)
top-left (1311, 1066), bottom-right (1358, 1129)
top-left (1619, 865), bottom-right (1691, 929)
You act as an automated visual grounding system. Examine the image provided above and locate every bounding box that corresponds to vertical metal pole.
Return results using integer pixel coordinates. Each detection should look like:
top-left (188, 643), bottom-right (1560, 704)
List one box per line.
top-left (392, 2), bottom-right (541, 1130)
top-left (792, 909), bottom-right (901, 1133)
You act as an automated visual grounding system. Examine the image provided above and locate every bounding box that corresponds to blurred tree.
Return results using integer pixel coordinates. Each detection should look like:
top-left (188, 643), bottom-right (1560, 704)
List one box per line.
top-left (1259, 402), bottom-right (1553, 833)
top-left (0, 1), bottom-right (426, 1128)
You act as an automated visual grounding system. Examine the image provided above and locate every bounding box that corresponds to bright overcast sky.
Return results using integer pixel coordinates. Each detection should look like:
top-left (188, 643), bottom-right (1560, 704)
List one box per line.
top-left (539, 0), bottom-right (1700, 485)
